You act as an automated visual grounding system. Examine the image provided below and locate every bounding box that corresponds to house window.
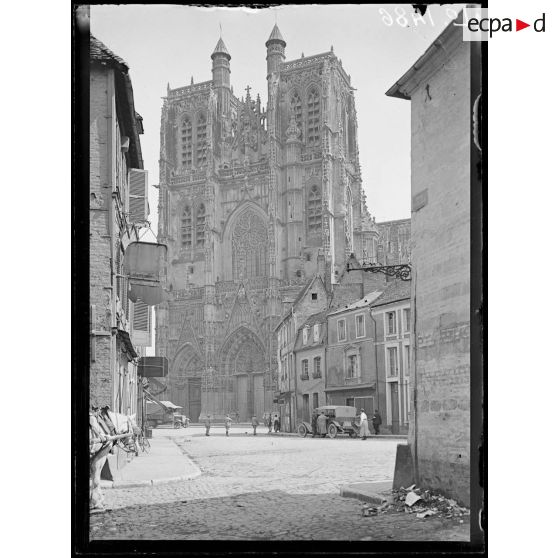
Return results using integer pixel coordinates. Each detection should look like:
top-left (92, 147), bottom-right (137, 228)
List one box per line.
top-left (311, 292), bottom-right (318, 301)
top-left (196, 204), bottom-right (206, 247)
top-left (337, 319), bottom-right (347, 342)
top-left (313, 324), bottom-right (320, 342)
top-left (347, 354), bottom-right (360, 379)
top-left (307, 87), bottom-right (321, 146)
top-left (404, 308), bottom-right (411, 332)
top-left (387, 311), bottom-right (396, 335)
top-left (355, 314), bottom-right (365, 338)
top-left (313, 356), bottom-right (321, 378)
top-left (404, 344), bottom-right (410, 376)
top-left (301, 359), bottom-right (309, 380)
top-left (388, 347), bottom-right (398, 377)
top-left (181, 205), bottom-right (192, 248)
top-left (308, 184), bottom-right (322, 233)
top-left (302, 327), bottom-right (308, 346)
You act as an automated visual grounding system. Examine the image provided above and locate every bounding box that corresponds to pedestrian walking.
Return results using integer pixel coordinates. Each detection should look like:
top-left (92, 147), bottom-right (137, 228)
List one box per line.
top-left (251, 415), bottom-right (259, 435)
top-left (358, 408), bottom-right (371, 440)
top-left (267, 414), bottom-right (273, 434)
top-left (316, 411), bottom-right (327, 438)
top-left (273, 415), bottom-right (280, 432)
top-left (204, 414), bottom-right (211, 436)
top-left (224, 414), bottom-right (232, 437)
top-left (372, 409), bottom-right (382, 435)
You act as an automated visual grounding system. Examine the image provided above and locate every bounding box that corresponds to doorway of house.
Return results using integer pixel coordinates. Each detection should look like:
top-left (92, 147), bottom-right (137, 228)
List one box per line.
top-left (390, 383), bottom-right (400, 434)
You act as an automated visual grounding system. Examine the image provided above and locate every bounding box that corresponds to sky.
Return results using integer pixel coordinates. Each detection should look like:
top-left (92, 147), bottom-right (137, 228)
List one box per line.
top-left (90, 3), bottom-right (465, 230)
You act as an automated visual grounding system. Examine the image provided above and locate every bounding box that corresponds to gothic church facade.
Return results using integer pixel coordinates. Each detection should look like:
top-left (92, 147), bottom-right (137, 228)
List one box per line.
top-left (156, 25), bottom-right (378, 421)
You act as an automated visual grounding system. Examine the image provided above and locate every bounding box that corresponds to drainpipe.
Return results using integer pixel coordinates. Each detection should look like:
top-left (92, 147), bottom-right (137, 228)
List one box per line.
top-left (412, 269), bottom-right (419, 483)
top-left (369, 308), bottom-right (380, 416)
top-left (107, 69), bottom-right (118, 410)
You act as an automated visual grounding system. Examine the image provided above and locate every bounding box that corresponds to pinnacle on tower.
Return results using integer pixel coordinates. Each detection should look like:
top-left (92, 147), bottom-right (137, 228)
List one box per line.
top-left (211, 37), bottom-right (231, 60)
top-left (265, 23), bottom-right (286, 47)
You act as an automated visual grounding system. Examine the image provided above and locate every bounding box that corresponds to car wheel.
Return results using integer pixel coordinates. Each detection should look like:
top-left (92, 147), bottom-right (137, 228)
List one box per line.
top-left (297, 424), bottom-right (308, 438)
top-left (327, 423), bottom-right (338, 439)
top-left (348, 431), bottom-right (356, 438)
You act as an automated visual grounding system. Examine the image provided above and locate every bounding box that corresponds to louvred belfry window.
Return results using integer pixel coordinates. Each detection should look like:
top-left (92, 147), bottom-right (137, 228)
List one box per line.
top-left (196, 204), bottom-right (206, 247)
top-left (307, 87), bottom-right (321, 146)
top-left (196, 113), bottom-right (207, 166)
top-left (181, 117), bottom-right (193, 167)
top-left (181, 205), bottom-right (192, 248)
top-left (290, 92), bottom-right (302, 133)
top-left (308, 184), bottom-right (322, 233)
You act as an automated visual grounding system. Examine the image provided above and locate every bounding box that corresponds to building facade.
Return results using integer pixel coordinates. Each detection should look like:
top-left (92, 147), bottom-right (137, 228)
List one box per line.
top-left (293, 310), bottom-right (328, 424)
top-left (90, 36), bottom-right (151, 472)
top-left (325, 292), bottom-right (383, 419)
top-left (369, 281), bottom-right (411, 434)
top-left (156, 26), bottom-right (379, 421)
top-left (386, 14), bottom-right (479, 505)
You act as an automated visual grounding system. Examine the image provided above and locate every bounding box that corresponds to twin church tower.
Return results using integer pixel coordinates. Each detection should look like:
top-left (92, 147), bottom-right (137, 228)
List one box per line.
top-left (155, 25), bottom-right (379, 421)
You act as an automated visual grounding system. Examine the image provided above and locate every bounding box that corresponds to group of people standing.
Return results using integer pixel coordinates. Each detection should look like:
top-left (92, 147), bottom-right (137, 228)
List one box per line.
top-left (203, 413), bottom-right (281, 437)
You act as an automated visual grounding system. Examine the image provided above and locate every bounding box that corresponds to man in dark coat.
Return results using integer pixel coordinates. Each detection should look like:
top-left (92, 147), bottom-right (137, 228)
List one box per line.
top-left (251, 415), bottom-right (259, 435)
top-left (372, 410), bottom-right (382, 435)
top-left (204, 415), bottom-right (211, 436)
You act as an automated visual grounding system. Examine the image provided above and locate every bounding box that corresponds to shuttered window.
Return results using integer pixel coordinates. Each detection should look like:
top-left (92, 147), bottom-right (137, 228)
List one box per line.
top-left (128, 169), bottom-right (148, 223)
top-left (131, 300), bottom-right (152, 347)
top-left (181, 117), bottom-right (193, 167)
top-left (196, 113), bottom-right (207, 166)
top-left (308, 184), bottom-right (321, 233)
top-left (307, 87), bottom-right (320, 146)
top-left (181, 205), bottom-right (192, 248)
top-left (196, 204), bottom-right (206, 247)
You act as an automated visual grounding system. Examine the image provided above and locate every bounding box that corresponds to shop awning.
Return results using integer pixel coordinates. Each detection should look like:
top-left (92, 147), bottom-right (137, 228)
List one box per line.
top-left (324, 383), bottom-right (376, 393)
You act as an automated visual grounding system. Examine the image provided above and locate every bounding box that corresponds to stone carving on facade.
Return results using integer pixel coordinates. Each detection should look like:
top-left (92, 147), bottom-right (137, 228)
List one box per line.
top-left (285, 114), bottom-right (301, 141)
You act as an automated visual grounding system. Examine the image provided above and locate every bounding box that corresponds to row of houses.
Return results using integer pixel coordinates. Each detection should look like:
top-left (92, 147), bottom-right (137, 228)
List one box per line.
top-left (89, 34), bottom-right (153, 477)
top-left (275, 255), bottom-right (411, 434)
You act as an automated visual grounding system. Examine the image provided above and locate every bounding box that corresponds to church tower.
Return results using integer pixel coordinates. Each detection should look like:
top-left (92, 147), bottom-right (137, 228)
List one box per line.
top-left (156, 27), bottom-right (378, 423)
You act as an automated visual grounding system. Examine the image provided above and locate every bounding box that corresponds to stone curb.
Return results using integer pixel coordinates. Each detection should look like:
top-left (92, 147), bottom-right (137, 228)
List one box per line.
top-left (339, 485), bottom-right (389, 505)
top-left (100, 468), bottom-right (201, 489)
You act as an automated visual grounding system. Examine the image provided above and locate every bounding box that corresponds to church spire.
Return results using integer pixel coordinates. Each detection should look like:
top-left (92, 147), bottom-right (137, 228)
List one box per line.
top-left (211, 37), bottom-right (231, 61)
top-left (265, 24), bottom-right (286, 48)
top-left (266, 24), bottom-right (286, 77)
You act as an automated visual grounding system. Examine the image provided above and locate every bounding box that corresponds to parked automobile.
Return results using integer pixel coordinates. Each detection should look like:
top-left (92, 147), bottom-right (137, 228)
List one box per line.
top-left (297, 405), bottom-right (359, 439)
top-left (173, 414), bottom-right (190, 429)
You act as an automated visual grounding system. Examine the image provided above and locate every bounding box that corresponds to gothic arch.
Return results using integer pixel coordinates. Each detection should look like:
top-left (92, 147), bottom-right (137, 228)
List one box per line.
top-left (218, 325), bottom-right (267, 377)
top-left (222, 202), bottom-right (269, 281)
top-left (172, 343), bottom-right (204, 377)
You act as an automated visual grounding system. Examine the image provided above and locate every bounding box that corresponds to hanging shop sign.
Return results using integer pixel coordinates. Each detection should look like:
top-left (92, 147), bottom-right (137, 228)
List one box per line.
top-left (138, 356), bottom-right (169, 378)
top-left (124, 242), bottom-right (168, 305)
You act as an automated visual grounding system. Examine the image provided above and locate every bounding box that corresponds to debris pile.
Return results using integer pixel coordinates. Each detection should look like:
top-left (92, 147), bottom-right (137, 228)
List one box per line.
top-left (360, 484), bottom-right (470, 521)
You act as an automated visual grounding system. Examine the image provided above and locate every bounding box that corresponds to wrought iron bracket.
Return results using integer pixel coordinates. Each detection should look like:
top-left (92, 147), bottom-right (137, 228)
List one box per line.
top-left (346, 262), bottom-right (412, 281)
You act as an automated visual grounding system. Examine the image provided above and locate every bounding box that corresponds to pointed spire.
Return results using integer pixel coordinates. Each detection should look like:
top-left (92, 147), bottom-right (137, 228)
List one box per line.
top-left (265, 23), bottom-right (286, 47)
top-left (211, 37), bottom-right (231, 60)
top-left (190, 76), bottom-right (194, 85)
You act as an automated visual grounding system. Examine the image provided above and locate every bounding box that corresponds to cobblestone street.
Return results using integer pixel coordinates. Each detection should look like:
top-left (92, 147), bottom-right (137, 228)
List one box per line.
top-left (90, 427), bottom-right (469, 540)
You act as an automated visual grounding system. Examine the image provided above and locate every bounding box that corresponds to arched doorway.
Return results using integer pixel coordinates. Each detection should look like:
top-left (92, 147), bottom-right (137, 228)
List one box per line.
top-left (218, 327), bottom-right (267, 421)
top-left (171, 345), bottom-right (204, 422)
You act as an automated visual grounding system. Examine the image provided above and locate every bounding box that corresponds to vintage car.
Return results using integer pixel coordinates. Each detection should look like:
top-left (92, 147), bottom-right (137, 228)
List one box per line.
top-left (297, 405), bottom-right (359, 439)
top-left (173, 414), bottom-right (190, 429)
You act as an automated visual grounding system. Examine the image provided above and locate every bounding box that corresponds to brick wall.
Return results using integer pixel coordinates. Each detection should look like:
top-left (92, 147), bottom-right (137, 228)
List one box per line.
top-left (409, 39), bottom-right (471, 505)
top-left (90, 66), bottom-right (115, 408)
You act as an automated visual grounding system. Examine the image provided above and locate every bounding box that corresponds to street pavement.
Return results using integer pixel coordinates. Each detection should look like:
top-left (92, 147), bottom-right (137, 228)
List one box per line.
top-left (90, 425), bottom-right (469, 541)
